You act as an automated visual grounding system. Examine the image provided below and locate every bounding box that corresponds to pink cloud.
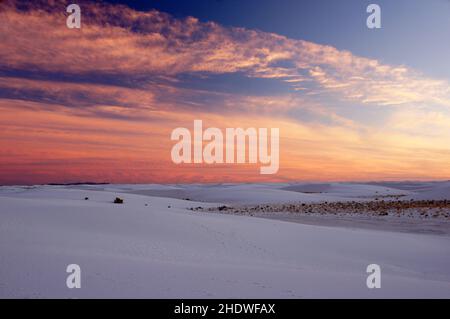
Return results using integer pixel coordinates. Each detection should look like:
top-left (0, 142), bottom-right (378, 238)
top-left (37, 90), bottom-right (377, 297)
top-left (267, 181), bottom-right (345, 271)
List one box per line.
top-left (1, 0), bottom-right (449, 108)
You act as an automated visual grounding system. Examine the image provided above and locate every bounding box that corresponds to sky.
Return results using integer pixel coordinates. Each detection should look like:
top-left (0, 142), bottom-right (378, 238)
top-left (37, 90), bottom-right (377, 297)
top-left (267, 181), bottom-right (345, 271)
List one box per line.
top-left (125, 0), bottom-right (450, 79)
top-left (0, 0), bottom-right (450, 184)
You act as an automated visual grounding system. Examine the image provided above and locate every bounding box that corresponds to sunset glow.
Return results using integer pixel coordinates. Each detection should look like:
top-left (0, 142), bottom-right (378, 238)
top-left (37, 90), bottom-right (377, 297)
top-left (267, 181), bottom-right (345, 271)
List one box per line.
top-left (1, 0), bottom-right (450, 184)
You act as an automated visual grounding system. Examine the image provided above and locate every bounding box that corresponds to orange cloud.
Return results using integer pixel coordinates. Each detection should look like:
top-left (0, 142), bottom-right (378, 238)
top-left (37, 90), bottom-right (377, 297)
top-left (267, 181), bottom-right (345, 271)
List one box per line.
top-left (1, 0), bottom-right (449, 108)
top-left (1, 0), bottom-right (450, 184)
top-left (2, 97), bottom-right (450, 185)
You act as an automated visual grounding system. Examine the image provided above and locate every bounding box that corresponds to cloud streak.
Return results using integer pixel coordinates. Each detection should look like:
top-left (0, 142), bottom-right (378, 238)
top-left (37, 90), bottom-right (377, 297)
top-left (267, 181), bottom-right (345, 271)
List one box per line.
top-left (1, 0), bottom-right (450, 184)
top-left (1, 0), bottom-right (449, 108)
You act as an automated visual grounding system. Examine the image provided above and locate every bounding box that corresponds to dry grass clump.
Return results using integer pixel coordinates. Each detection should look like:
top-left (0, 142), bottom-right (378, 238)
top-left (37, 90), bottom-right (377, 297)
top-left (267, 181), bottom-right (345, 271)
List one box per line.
top-left (200, 200), bottom-right (450, 219)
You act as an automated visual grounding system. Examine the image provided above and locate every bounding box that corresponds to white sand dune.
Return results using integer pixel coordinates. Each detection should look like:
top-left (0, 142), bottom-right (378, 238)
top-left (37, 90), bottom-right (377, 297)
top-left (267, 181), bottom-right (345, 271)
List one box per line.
top-left (0, 182), bottom-right (449, 298)
top-left (406, 183), bottom-right (450, 201)
top-left (101, 182), bottom-right (413, 205)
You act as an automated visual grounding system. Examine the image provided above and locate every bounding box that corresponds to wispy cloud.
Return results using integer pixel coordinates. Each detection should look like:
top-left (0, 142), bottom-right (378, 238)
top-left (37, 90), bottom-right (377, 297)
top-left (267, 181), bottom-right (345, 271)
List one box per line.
top-left (1, 0), bottom-right (450, 184)
top-left (1, 0), bottom-right (449, 108)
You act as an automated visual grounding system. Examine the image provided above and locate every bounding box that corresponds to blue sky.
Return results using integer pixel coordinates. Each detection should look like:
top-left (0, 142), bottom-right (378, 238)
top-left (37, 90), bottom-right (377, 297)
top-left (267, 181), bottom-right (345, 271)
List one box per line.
top-left (108, 0), bottom-right (450, 80)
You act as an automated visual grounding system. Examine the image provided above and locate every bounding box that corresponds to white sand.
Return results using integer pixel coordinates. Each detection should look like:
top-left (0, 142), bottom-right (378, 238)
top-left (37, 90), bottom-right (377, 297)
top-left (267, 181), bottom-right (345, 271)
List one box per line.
top-left (0, 182), bottom-right (449, 298)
